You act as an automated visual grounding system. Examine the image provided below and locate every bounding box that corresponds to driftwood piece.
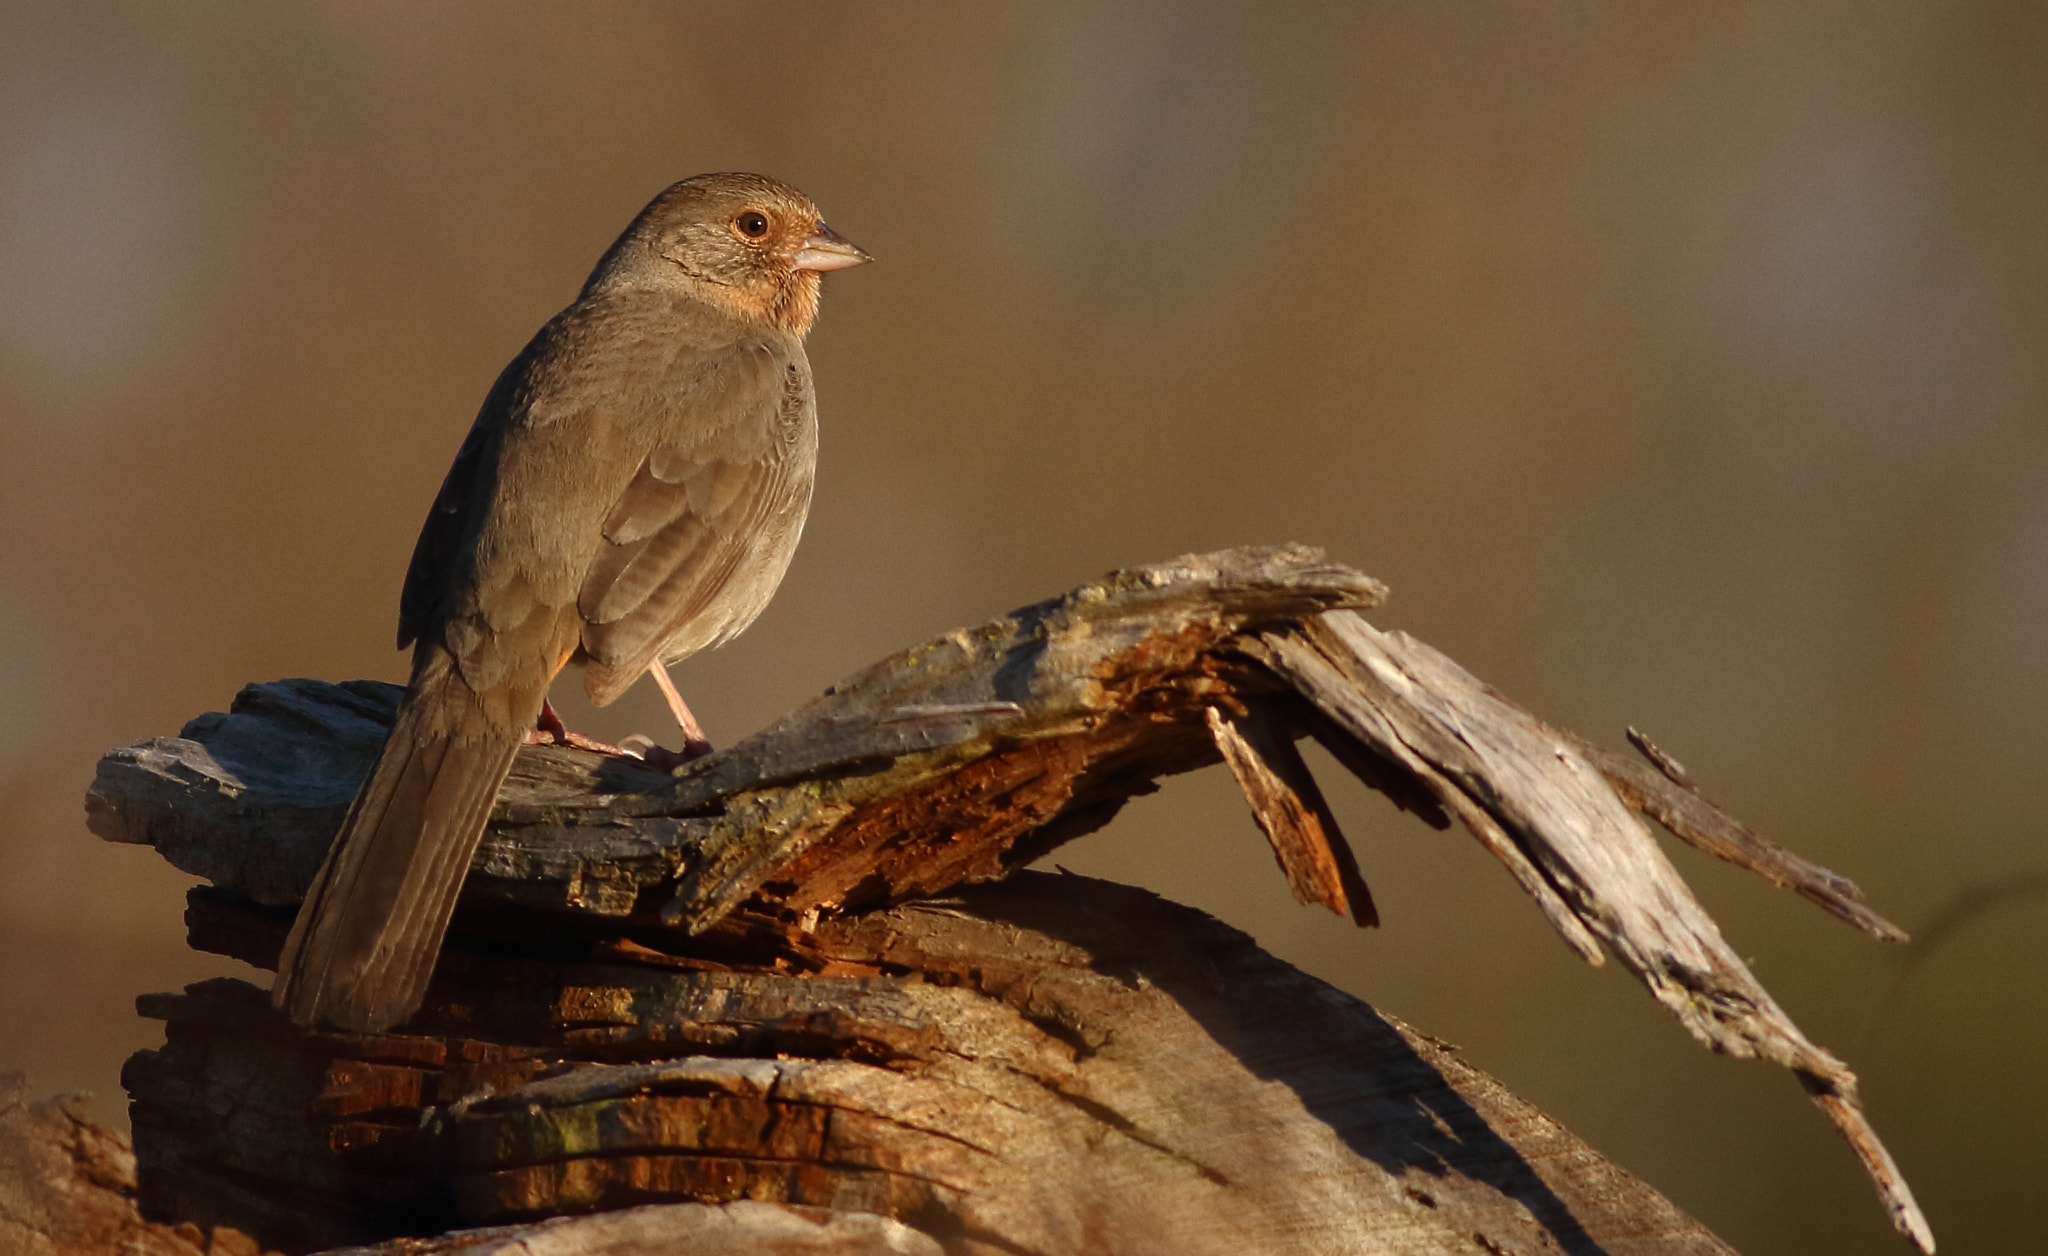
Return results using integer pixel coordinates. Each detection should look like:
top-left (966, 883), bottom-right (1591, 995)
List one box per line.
top-left (87, 546), bottom-right (1931, 1253)
top-left (90, 547), bottom-right (1383, 923)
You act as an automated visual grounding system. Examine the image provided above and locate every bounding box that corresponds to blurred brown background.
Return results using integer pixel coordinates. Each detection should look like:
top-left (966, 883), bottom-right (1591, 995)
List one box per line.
top-left (1, 3), bottom-right (2041, 1252)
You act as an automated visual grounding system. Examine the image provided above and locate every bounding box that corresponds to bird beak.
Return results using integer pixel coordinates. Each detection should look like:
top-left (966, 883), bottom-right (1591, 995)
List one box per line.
top-left (792, 223), bottom-right (873, 273)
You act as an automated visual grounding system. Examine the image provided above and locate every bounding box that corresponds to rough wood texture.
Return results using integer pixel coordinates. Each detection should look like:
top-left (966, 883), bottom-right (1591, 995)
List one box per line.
top-left (129, 880), bottom-right (1737, 1256)
top-left (1250, 616), bottom-right (1929, 1252)
top-left (1206, 702), bottom-right (1376, 925)
top-left (316, 1202), bottom-right (942, 1255)
top-left (0, 1073), bottom-right (277, 1256)
top-left (87, 546), bottom-right (1931, 1253)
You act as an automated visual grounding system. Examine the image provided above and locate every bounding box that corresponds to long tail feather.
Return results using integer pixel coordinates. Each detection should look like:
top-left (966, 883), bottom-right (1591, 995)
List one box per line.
top-left (272, 657), bottom-right (532, 1032)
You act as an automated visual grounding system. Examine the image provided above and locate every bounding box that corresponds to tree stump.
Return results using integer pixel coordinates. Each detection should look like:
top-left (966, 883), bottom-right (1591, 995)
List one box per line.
top-left (84, 546), bottom-right (1932, 1254)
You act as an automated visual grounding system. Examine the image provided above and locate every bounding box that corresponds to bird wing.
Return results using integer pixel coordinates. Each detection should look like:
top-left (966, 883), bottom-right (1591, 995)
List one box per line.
top-left (387, 292), bottom-right (813, 710)
top-left (575, 334), bottom-right (815, 705)
top-left (397, 360), bottom-right (521, 652)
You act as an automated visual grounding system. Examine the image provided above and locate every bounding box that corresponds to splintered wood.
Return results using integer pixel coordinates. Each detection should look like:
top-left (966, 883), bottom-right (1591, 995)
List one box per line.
top-left (1205, 703), bottom-right (1377, 925)
top-left (86, 544), bottom-right (1931, 1255)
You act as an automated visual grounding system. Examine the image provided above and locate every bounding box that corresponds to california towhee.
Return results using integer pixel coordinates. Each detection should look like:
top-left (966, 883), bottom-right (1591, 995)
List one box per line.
top-left (272, 173), bottom-right (870, 1032)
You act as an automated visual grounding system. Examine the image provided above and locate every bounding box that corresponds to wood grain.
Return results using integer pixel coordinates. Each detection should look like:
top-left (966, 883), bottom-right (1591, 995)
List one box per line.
top-left (87, 545), bottom-right (1930, 1254)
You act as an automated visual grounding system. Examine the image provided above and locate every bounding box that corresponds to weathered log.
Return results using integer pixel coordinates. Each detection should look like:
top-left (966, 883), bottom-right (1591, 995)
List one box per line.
top-left (0, 1070), bottom-right (926, 1256)
top-left (128, 878), bottom-right (1740, 1256)
top-left (87, 545), bottom-right (1932, 1253)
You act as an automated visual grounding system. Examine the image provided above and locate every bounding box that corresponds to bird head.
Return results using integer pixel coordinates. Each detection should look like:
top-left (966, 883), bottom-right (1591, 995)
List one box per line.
top-left (590, 172), bottom-right (871, 336)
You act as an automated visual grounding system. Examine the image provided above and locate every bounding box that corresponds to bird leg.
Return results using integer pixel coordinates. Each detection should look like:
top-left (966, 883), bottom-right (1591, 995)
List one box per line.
top-left (520, 674), bottom-right (714, 770)
top-left (522, 698), bottom-right (633, 756)
top-left (643, 662), bottom-right (714, 760)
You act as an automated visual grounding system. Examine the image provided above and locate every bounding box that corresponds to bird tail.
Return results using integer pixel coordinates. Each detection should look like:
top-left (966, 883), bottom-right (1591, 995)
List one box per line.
top-left (272, 655), bottom-right (532, 1033)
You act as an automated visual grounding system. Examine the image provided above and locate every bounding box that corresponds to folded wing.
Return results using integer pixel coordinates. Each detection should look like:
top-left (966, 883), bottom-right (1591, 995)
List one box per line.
top-left (576, 337), bottom-right (816, 706)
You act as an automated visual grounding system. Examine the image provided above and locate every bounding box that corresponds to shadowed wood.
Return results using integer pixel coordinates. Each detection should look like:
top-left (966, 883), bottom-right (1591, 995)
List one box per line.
top-left (1247, 615), bottom-right (1929, 1251)
top-left (129, 879), bottom-right (1741, 1256)
top-left (88, 545), bottom-right (1931, 1254)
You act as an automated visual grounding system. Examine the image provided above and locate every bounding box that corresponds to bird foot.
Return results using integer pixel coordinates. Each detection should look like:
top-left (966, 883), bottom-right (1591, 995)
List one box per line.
top-left (523, 699), bottom-right (649, 758)
top-left (618, 732), bottom-right (715, 771)
top-left (522, 725), bottom-right (639, 755)
top-left (523, 699), bottom-right (712, 768)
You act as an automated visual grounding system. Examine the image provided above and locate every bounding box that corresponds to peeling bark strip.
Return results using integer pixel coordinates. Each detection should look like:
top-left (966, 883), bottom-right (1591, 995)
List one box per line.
top-left (87, 545), bottom-right (1931, 1253)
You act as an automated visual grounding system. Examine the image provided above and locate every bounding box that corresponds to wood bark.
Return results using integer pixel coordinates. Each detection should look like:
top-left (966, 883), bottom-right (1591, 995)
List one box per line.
top-left (84, 545), bottom-right (1932, 1254)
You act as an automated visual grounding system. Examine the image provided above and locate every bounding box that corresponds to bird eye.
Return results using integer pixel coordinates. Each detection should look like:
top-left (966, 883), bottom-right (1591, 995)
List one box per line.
top-left (734, 210), bottom-right (771, 239)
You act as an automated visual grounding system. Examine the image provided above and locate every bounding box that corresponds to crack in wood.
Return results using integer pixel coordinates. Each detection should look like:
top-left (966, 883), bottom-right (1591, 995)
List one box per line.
top-left (86, 546), bottom-right (1928, 1254)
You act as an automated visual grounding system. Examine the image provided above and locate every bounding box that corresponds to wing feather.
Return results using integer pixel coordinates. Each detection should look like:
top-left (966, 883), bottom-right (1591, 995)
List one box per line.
top-left (391, 291), bottom-right (815, 715)
top-left (576, 340), bottom-right (815, 705)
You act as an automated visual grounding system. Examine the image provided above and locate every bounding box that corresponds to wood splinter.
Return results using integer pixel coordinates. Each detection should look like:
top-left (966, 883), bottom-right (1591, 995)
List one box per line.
top-left (1206, 703), bottom-right (1378, 927)
top-left (83, 544), bottom-right (1933, 1254)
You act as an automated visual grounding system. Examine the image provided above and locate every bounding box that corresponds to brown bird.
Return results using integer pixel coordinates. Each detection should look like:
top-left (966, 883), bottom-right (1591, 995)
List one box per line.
top-left (272, 173), bottom-right (870, 1033)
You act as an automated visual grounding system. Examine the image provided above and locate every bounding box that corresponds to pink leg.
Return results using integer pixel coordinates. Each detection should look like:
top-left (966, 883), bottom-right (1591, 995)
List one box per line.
top-left (646, 662), bottom-right (713, 758)
top-left (524, 698), bottom-right (570, 745)
top-left (522, 679), bottom-right (712, 770)
top-left (522, 698), bottom-right (632, 756)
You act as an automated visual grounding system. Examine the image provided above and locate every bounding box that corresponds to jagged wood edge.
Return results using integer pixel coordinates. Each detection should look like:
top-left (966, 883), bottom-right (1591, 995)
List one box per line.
top-left (87, 545), bottom-right (1384, 922)
top-left (1248, 612), bottom-right (1931, 1253)
top-left (86, 543), bottom-right (1928, 1250)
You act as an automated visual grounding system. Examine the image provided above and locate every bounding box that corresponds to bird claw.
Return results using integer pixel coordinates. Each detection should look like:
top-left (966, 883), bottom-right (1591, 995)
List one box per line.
top-left (524, 699), bottom-right (712, 768)
top-left (525, 700), bottom-right (647, 758)
top-left (523, 726), bottom-right (635, 756)
top-left (618, 732), bottom-right (714, 771)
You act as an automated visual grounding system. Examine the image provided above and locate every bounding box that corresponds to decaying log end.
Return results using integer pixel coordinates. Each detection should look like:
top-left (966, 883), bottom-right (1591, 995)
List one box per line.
top-left (86, 544), bottom-right (1932, 1254)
